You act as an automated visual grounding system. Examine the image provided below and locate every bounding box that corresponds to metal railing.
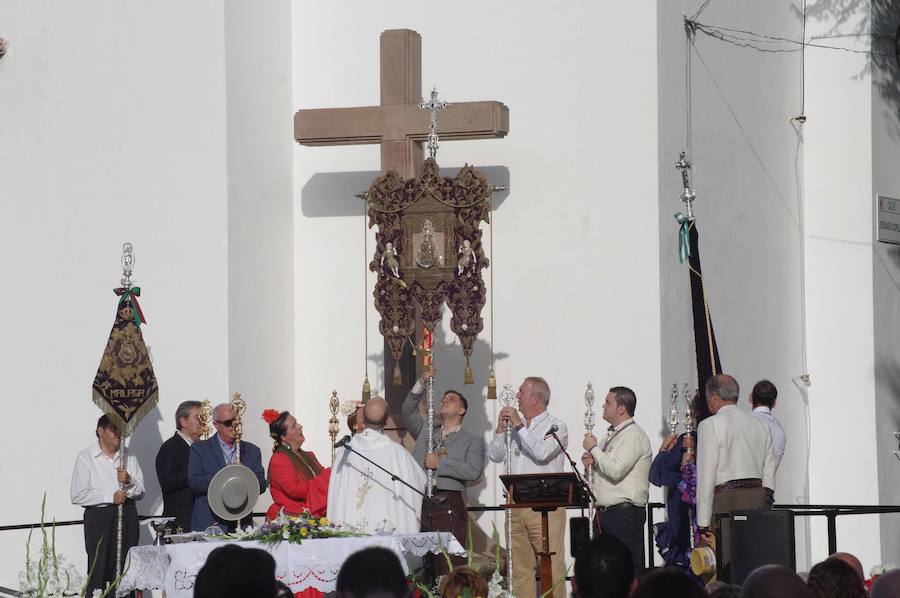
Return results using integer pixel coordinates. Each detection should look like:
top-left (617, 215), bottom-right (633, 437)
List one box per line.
top-left (3, 503), bottom-right (899, 586)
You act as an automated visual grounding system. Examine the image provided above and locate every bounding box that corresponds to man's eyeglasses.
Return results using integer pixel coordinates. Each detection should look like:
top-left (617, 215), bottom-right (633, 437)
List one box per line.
top-left (214, 419), bottom-right (235, 428)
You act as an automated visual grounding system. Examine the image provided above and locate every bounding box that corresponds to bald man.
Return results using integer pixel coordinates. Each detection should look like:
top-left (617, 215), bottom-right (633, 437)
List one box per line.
top-left (740, 564), bottom-right (809, 598)
top-left (326, 397), bottom-right (427, 534)
top-left (828, 552), bottom-right (864, 582)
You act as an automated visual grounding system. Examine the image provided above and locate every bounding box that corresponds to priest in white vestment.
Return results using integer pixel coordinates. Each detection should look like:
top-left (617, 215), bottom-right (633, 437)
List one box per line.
top-left (327, 397), bottom-right (427, 534)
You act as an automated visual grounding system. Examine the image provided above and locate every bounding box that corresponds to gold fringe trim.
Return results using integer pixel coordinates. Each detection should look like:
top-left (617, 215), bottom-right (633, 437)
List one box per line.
top-left (92, 389), bottom-right (159, 437)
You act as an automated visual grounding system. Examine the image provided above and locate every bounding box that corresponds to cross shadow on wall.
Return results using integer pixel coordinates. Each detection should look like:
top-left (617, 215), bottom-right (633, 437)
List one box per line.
top-left (300, 166), bottom-right (510, 218)
top-left (800, 0), bottom-right (900, 140)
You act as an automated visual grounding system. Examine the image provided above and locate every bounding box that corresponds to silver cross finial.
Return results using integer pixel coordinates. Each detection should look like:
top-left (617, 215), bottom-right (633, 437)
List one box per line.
top-left (419, 87), bottom-right (448, 159)
top-left (675, 151), bottom-right (697, 220)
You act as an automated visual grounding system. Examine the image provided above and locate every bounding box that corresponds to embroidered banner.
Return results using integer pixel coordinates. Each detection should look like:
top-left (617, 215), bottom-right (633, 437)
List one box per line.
top-left (92, 288), bottom-right (159, 433)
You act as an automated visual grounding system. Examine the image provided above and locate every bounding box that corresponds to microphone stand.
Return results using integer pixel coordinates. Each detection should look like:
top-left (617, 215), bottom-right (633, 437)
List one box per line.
top-left (547, 432), bottom-right (598, 517)
top-left (338, 441), bottom-right (445, 531)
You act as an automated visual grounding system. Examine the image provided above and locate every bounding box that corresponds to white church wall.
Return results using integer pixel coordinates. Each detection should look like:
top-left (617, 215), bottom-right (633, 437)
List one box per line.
top-left (657, 0), bottom-right (813, 568)
top-left (293, 0), bottom-right (662, 577)
top-left (224, 0), bottom-right (295, 508)
top-left (871, 0), bottom-right (900, 567)
top-left (803, 2), bottom-right (882, 569)
top-left (0, 0), bottom-right (228, 587)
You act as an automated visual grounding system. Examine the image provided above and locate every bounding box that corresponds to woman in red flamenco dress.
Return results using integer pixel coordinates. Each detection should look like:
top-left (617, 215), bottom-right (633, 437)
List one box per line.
top-left (263, 409), bottom-right (331, 598)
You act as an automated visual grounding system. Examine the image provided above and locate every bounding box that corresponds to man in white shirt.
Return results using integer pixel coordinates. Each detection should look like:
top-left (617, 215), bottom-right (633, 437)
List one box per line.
top-left (488, 377), bottom-right (568, 598)
top-left (696, 374), bottom-right (776, 580)
top-left (71, 414), bottom-right (145, 597)
top-left (750, 379), bottom-right (786, 506)
top-left (328, 397), bottom-right (427, 534)
top-left (582, 386), bottom-right (652, 575)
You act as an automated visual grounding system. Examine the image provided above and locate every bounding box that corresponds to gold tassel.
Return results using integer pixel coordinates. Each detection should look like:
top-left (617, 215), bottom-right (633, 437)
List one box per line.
top-left (361, 376), bottom-right (371, 403)
top-left (487, 368), bottom-right (497, 400)
top-left (464, 357), bottom-right (473, 385)
top-left (393, 363), bottom-right (402, 386)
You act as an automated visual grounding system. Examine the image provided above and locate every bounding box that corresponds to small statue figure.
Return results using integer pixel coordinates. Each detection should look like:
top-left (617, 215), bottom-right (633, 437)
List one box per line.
top-left (457, 239), bottom-right (476, 275)
top-left (415, 219), bottom-right (439, 269)
top-left (382, 242), bottom-right (400, 278)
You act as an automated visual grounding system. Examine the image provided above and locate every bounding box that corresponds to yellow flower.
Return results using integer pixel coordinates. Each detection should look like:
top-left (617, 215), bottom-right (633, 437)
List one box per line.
top-left (319, 517), bottom-right (329, 526)
top-left (300, 527), bottom-right (308, 537)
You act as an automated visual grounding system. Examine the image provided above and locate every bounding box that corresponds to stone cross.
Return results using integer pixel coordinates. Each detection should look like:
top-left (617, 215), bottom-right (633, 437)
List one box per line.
top-left (295, 29), bottom-right (509, 179)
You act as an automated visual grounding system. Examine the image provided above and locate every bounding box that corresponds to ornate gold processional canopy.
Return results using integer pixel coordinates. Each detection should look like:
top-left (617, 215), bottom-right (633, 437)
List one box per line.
top-left (366, 89), bottom-right (499, 385)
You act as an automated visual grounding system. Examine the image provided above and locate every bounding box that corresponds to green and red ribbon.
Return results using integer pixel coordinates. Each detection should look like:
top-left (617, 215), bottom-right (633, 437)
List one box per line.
top-left (114, 286), bottom-right (146, 327)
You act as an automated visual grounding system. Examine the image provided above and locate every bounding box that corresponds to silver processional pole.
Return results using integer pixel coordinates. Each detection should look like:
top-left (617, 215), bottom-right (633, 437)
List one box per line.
top-left (583, 383), bottom-right (596, 539)
top-left (114, 242), bottom-right (135, 580)
top-left (500, 383), bottom-right (517, 590)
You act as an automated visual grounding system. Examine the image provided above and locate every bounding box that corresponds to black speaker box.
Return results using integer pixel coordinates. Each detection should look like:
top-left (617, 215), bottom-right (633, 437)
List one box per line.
top-left (729, 509), bottom-right (796, 584)
top-left (570, 516), bottom-right (590, 558)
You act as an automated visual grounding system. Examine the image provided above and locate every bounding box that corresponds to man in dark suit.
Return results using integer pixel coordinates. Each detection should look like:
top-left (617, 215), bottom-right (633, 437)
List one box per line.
top-left (188, 403), bottom-right (267, 531)
top-left (155, 400), bottom-right (202, 532)
top-left (401, 366), bottom-right (486, 569)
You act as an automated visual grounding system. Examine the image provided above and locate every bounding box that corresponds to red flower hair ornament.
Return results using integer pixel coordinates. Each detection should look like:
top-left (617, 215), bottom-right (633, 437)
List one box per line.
top-left (261, 409), bottom-right (281, 424)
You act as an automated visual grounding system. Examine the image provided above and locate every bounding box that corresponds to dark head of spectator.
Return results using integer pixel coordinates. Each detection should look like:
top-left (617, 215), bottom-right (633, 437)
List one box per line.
top-left (807, 558), bottom-right (866, 598)
top-left (827, 552), bottom-right (864, 581)
top-left (573, 533), bottom-right (635, 598)
top-left (336, 546), bottom-right (409, 598)
top-left (631, 567), bottom-right (706, 598)
top-left (438, 566), bottom-right (487, 598)
top-left (872, 569), bottom-right (900, 598)
top-left (708, 581), bottom-right (742, 598)
top-left (194, 544), bottom-right (277, 598)
top-left (740, 564), bottom-right (809, 598)
top-left (750, 380), bottom-right (778, 409)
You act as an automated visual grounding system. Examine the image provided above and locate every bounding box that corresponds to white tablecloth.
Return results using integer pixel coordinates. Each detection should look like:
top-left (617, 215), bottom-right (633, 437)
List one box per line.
top-left (117, 532), bottom-right (464, 596)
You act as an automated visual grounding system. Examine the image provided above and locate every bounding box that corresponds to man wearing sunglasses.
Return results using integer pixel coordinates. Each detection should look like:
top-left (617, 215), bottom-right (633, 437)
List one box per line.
top-left (188, 403), bottom-right (267, 531)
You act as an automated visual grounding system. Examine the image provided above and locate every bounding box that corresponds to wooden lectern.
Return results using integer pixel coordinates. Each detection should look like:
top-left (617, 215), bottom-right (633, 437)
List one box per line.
top-left (500, 473), bottom-right (588, 595)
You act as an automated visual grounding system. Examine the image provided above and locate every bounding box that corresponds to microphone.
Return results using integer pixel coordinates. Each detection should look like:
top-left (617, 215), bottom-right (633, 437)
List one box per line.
top-left (334, 435), bottom-right (352, 449)
top-left (543, 424), bottom-right (559, 439)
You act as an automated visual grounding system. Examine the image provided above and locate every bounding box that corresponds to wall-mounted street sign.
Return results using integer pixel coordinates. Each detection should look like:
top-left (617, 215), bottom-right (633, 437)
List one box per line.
top-left (877, 196), bottom-right (900, 245)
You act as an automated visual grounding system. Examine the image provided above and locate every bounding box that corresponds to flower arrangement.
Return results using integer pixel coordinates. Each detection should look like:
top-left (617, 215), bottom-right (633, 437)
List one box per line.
top-left (409, 522), bottom-right (521, 598)
top-left (865, 563), bottom-right (898, 591)
top-left (19, 494), bottom-right (116, 598)
top-left (222, 509), bottom-right (362, 546)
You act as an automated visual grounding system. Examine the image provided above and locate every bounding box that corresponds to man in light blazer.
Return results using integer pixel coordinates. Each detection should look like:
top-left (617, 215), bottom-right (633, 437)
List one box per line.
top-left (401, 367), bottom-right (486, 567)
top-left (188, 403), bottom-right (266, 531)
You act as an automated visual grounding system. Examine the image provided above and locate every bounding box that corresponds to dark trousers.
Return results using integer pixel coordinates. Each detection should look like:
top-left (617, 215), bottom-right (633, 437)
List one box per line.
top-left (421, 489), bottom-right (468, 577)
top-left (595, 504), bottom-right (646, 575)
top-left (83, 503), bottom-right (139, 597)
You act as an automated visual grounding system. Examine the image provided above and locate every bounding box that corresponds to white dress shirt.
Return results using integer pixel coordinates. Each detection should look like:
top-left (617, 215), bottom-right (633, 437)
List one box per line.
top-left (752, 406), bottom-right (786, 472)
top-left (176, 429), bottom-right (195, 446)
top-left (588, 418), bottom-right (652, 507)
top-left (488, 410), bottom-right (567, 474)
top-left (696, 404), bottom-right (775, 527)
top-left (70, 442), bottom-right (145, 507)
